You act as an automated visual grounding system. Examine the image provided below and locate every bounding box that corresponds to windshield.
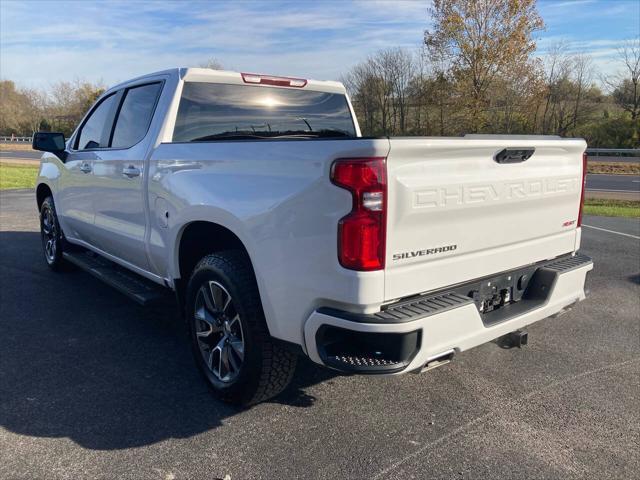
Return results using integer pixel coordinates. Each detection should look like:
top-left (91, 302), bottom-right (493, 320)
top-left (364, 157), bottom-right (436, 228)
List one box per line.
top-left (172, 82), bottom-right (356, 142)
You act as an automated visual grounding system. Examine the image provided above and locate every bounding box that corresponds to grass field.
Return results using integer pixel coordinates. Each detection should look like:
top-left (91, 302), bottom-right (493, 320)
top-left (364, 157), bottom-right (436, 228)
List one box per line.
top-left (0, 163), bottom-right (38, 189)
top-left (0, 142), bottom-right (34, 152)
top-left (587, 161), bottom-right (640, 175)
top-left (583, 198), bottom-right (640, 218)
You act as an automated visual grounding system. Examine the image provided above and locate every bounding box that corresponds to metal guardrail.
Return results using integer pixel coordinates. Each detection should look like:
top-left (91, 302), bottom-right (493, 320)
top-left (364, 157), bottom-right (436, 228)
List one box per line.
top-left (586, 148), bottom-right (640, 157)
top-left (0, 136), bottom-right (33, 143)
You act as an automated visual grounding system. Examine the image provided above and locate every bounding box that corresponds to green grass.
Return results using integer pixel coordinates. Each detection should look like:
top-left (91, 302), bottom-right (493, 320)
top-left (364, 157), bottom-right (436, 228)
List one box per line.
top-left (584, 198), bottom-right (640, 218)
top-left (0, 163), bottom-right (38, 189)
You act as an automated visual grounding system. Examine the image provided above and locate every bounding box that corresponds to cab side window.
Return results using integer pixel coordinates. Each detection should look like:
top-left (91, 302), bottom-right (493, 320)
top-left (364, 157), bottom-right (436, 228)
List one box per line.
top-left (76, 93), bottom-right (118, 150)
top-left (111, 83), bottom-right (162, 149)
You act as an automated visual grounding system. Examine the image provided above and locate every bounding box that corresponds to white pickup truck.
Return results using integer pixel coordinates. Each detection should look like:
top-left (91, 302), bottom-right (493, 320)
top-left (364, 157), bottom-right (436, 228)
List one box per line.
top-left (33, 68), bottom-right (593, 405)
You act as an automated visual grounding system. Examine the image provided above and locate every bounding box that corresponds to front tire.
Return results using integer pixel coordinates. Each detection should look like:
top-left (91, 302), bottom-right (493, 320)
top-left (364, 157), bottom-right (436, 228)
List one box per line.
top-left (186, 251), bottom-right (297, 406)
top-left (39, 196), bottom-right (66, 271)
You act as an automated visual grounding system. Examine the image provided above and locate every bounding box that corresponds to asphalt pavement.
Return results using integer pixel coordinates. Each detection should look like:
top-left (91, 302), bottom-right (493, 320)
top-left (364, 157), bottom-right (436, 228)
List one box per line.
top-left (587, 174), bottom-right (640, 193)
top-left (0, 150), bottom-right (41, 160)
top-left (0, 189), bottom-right (639, 480)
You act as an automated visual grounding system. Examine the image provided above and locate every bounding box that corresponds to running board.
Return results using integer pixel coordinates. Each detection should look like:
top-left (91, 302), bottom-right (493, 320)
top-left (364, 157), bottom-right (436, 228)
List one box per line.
top-left (62, 250), bottom-right (168, 306)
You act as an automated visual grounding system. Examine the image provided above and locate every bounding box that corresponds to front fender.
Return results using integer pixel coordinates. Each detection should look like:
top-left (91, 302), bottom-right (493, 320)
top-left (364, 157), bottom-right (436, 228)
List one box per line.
top-left (35, 155), bottom-right (62, 207)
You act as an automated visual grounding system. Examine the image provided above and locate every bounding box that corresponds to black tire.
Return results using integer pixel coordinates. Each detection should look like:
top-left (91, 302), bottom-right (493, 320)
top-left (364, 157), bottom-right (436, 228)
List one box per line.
top-left (185, 251), bottom-right (297, 406)
top-left (39, 196), bottom-right (67, 271)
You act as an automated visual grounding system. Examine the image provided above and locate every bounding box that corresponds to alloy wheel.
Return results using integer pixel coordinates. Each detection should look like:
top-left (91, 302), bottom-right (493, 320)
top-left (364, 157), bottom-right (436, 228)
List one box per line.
top-left (41, 206), bottom-right (58, 263)
top-left (193, 281), bottom-right (245, 383)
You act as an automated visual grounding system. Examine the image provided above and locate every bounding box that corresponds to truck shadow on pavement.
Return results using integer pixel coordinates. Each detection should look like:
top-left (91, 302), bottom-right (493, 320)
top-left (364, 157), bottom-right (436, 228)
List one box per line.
top-left (0, 230), bottom-right (335, 450)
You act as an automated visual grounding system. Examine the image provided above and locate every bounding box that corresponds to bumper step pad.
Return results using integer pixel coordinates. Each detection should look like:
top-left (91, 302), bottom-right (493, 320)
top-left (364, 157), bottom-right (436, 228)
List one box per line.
top-left (330, 355), bottom-right (403, 369)
top-left (542, 253), bottom-right (592, 273)
top-left (374, 292), bottom-right (472, 322)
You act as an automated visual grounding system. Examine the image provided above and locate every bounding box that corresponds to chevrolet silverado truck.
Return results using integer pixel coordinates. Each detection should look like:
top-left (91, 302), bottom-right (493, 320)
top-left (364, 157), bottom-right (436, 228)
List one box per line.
top-left (33, 68), bottom-right (593, 405)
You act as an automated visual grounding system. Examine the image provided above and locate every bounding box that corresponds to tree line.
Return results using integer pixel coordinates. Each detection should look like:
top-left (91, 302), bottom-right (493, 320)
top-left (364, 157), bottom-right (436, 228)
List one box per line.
top-left (1, 0), bottom-right (638, 148)
top-left (0, 79), bottom-right (105, 139)
top-left (342, 0), bottom-right (639, 147)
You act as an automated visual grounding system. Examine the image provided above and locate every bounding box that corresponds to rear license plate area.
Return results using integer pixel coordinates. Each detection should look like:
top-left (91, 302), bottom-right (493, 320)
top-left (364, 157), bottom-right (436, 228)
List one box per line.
top-left (468, 268), bottom-right (536, 314)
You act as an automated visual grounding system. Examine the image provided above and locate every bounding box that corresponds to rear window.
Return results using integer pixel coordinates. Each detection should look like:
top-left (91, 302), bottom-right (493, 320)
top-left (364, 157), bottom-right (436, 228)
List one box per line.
top-left (172, 82), bottom-right (356, 142)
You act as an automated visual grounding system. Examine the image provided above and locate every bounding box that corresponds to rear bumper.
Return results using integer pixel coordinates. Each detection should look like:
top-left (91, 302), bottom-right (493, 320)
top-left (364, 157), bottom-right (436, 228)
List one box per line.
top-left (304, 254), bottom-right (593, 374)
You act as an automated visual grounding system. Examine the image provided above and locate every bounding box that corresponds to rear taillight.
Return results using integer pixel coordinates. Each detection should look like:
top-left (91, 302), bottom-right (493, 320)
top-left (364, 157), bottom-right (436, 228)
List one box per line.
top-left (241, 72), bottom-right (307, 88)
top-left (578, 152), bottom-right (587, 226)
top-left (331, 157), bottom-right (387, 271)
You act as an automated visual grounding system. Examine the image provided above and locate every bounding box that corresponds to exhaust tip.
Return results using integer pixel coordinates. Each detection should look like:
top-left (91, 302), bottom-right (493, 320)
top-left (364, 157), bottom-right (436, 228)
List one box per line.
top-left (418, 350), bottom-right (455, 373)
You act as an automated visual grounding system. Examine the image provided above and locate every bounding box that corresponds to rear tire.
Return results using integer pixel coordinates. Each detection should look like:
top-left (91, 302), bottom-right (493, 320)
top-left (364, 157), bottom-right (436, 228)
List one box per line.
top-left (185, 251), bottom-right (297, 406)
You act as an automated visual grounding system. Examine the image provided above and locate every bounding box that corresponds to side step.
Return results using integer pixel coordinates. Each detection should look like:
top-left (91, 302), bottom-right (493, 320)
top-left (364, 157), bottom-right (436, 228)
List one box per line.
top-left (62, 250), bottom-right (168, 306)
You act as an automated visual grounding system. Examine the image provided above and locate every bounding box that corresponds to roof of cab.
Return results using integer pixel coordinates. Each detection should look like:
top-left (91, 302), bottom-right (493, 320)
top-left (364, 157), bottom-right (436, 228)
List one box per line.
top-left (181, 68), bottom-right (346, 94)
top-left (109, 67), bottom-right (345, 95)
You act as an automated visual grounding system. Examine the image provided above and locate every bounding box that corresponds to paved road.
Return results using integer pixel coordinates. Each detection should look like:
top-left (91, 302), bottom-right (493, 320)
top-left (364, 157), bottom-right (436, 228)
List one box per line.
top-left (0, 150), bottom-right (41, 160)
top-left (0, 189), bottom-right (639, 480)
top-left (586, 173), bottom-right (640, 193)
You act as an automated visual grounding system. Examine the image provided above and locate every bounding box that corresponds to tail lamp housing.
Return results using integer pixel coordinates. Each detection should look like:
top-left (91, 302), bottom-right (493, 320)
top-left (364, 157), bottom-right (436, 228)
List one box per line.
top-left (578, 152), bottom-right (587, 227)
top-left (331, 157), bottom-right (387, 271)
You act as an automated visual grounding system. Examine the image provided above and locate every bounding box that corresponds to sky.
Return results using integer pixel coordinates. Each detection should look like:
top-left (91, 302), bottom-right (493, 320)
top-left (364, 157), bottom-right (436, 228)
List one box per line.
top-left (1, 0), bottom-right (638, 91)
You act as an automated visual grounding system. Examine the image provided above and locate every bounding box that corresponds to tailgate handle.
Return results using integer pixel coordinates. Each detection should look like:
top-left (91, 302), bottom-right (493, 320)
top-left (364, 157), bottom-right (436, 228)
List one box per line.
top-left (494, 148), bottom-right (535, 164)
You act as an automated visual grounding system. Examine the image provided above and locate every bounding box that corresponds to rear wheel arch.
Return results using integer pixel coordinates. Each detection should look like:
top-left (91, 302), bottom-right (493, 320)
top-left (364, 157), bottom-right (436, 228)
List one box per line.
top-left (174, 221), bottom-right (263, 310)
top-left (176, 221), bottom-right (254, 280)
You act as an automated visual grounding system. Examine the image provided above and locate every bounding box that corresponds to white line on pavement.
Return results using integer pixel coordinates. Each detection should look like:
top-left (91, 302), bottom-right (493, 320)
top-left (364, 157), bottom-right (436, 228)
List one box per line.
top-left (582, 224), bottom-right (640, 240)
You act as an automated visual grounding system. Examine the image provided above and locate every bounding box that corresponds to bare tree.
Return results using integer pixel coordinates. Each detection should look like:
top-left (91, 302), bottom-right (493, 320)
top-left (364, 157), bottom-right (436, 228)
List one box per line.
top-left (409, 49), bottom-right (435, 135)
top-left (47, 80), bottom-right (105, 134)
top-left (21, 88), bottom-right (48, 134)
top-left (199, 58), bottom-right (224, 70)
top-left (377, 48), bottom-right (416, 134)
top-left (570, 54), bottom-right (594, 130)
top-left (344, 49), bottom-right (418, 136)
top-left (341, 61), bottom-right (381, 134)
top-left (610, 39), bottom-right (640, 120)
top-left (540, 44), bottom-right (576, 135)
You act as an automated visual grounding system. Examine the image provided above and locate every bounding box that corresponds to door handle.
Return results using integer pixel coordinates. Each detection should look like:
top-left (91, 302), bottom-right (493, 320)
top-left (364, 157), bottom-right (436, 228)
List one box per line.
top-left (79, 163), bottom-right (92, 173)
top-left (122, 165), bottom-right (141, 178)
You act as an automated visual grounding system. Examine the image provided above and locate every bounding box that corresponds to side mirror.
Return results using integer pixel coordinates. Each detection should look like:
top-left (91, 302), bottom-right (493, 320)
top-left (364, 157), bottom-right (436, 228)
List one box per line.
top-left (32, 132), bottom-right (67, 161)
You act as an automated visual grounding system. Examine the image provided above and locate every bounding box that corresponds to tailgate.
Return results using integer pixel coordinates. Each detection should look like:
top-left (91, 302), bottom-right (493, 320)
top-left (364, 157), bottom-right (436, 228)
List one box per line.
top-left (384, 136), bottom-right (586, 301)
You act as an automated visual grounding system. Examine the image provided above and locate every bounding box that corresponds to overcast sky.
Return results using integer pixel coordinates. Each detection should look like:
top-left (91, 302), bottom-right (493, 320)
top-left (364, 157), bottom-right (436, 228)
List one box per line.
top-left (1, 0), bottom-right (638, 90)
